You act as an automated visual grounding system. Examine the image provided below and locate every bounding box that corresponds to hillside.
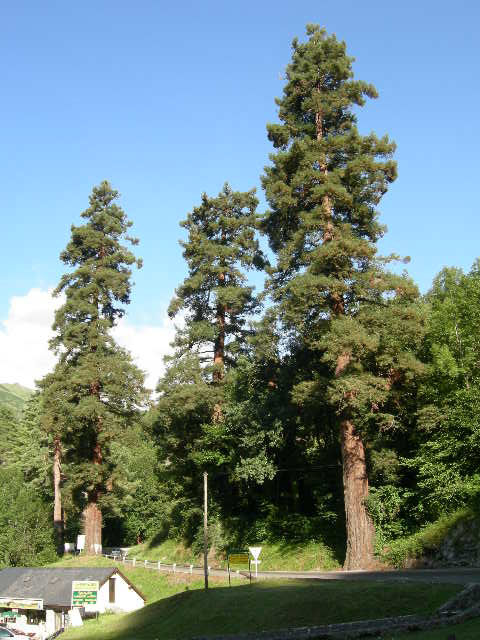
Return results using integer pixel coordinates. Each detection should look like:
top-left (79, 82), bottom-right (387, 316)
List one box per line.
top-left (55, 557), bottom-right (460, 640)
top-left (0, 383), bottom-right (33, 416)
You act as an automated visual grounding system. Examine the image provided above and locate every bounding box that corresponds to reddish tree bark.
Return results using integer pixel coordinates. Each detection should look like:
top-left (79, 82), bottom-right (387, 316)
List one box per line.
top-left (84, 375), bottom-right (103, 554)
top-left (53, 436), bottom-right (64, 555)
top-left (341, 420), bottom-right (375, 568)
top-left (83, 441), bottom-right (103, 554)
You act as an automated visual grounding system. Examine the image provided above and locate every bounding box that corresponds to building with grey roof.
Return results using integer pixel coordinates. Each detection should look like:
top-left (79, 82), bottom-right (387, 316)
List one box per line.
top-left (0, 567), bottom-right (145, 639)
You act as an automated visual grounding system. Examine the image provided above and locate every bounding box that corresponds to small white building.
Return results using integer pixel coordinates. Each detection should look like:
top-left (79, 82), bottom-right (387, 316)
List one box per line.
top-left (0, 567), bottom-right (145, 639)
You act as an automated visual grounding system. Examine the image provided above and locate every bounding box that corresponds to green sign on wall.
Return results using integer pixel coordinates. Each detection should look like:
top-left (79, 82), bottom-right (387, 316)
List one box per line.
top-left (71, 580), bottom-right (99, 607)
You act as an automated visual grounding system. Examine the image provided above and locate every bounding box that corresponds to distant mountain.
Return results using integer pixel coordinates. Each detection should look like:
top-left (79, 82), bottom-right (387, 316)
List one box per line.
top-left (0, 383), bottom-right (34, 416)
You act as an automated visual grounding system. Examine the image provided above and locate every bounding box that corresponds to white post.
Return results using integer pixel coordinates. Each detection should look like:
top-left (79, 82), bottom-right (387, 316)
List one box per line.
top-left (133, 557), bottom-right (136, 567)
top-left (190, 564), bottom-right (193, 574)
top-left (173, 563), bottom-right (176, 574)
top-left (144, 559), bottom-right (147, 568)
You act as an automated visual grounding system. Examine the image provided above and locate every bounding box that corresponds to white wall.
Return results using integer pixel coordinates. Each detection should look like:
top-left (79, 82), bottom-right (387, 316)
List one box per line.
top-left (97, 574), bottom-right (145, 613)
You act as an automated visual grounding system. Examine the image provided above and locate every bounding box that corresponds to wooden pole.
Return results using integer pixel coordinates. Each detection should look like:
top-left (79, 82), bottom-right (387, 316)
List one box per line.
top-left (203, 471), bottom-right (209, 590)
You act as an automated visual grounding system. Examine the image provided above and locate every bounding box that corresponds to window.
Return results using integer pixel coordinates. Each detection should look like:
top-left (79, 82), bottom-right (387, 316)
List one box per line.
top-left (109, 578), bottom-right (116, 603)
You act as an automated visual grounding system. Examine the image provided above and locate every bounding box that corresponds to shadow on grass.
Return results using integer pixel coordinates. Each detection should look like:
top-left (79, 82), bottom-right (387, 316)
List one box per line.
top-left (64, 578), bottom-right (461, 640)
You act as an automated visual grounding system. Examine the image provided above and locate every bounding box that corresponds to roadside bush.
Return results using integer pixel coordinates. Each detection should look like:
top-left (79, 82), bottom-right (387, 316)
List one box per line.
top-left (366, 485), bottom-right (411, 553)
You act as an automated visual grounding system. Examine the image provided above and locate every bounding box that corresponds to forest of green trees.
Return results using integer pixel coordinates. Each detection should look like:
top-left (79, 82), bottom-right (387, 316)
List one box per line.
top-left (1, 25), bottom-right (479, 571)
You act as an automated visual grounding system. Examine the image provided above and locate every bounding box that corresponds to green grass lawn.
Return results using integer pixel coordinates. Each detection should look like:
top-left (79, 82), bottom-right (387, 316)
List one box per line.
top-left (56, 559), bottom-right (460, 640)
top-left (127, 538), bottom-right (340, 571)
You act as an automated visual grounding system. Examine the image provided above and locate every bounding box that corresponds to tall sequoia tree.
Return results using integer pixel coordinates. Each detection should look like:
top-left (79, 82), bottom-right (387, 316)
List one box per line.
top-left (45, 181), bottom-right (146, 554)
top-left (154, 184), bottom-right (265, 540)
top-left (262, 25), bottom-right (424, 568)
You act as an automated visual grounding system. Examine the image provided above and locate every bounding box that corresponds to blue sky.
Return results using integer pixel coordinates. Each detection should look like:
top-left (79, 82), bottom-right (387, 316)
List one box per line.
top-left (1, 0), bottom-right (479, 385)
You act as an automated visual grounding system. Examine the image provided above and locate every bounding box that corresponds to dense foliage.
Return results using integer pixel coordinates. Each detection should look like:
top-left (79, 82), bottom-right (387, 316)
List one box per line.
top-left (1, 25), bottom-right (479, 569)
top-left (0, 469), bottom-right (57, 567)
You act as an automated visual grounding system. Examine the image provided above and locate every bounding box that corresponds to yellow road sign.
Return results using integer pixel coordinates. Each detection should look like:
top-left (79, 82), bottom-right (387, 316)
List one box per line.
top-left (228, 552), bottom-right (249, 565)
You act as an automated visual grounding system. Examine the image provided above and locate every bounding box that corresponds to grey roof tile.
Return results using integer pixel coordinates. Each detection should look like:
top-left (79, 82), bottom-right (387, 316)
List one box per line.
top-left (0, 568), bottom-right (119, 608)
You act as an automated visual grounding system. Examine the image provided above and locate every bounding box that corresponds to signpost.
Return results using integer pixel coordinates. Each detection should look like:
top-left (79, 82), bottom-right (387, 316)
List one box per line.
top-left (227, 550), bottom-right (251, 586)
top-left (71, 581), bottom-right (99, 609)
top-left (248, 546), bottom-right (262, 577)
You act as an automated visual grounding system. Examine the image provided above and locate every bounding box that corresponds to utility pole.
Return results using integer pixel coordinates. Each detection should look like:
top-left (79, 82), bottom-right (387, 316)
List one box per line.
top-left (203, 471), bottom-right (208, 590)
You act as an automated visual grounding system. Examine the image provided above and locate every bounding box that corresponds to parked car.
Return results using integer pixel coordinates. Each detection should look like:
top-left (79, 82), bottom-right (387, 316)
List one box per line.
top-left (0, 627), bottom-right (32, 640)
top-left (110, 548), bottom-right (123, 559)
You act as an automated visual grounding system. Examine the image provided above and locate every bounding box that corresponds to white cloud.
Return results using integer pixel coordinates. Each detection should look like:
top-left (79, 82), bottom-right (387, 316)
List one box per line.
top-left (0, 288), bottom-right (62, 388)
top-left (0, 288), bottom-right (177, 391)
top-left (112, 315), bottom-right (177, 392)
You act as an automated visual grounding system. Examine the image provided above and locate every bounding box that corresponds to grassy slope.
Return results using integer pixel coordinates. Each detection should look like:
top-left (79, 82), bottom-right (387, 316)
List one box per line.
top-left (54, 557), bottom-right (461, 640)
top-left (127, 538), bottom-right (340, 571)
top-left (0, 383), bottom-right (33, 415)
top-left (381, 508), bottom-right (479, 568)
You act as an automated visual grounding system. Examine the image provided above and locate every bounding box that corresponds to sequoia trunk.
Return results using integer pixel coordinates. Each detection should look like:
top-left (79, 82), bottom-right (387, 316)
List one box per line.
top-left (340, 420), bottom-right (375, 569)
top-left (83, 440), bottom-right (103, 554)
top-left (53, 437), bottom-right (64, 555)
top-left (83, 498), bottom-right (102, 554)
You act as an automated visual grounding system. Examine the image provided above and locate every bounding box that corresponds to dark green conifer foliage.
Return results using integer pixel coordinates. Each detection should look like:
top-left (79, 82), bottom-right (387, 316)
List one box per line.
top-left (43, 181), bottom-right (147, 554)
top-left (168, 183), bottom-right (265, 379)
top-left (262, 26), bottom-right (424, 568)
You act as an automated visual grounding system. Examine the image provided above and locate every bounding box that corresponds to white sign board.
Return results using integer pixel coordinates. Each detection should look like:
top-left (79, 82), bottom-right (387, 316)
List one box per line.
top-left (249, 546), bottom-right (262, 560)
top-left (249, 546), bottom-right (262, 577)
top-left (76, 534), bottom-right (86, 551)
top-left (72, 580), bottom-right (99, 613)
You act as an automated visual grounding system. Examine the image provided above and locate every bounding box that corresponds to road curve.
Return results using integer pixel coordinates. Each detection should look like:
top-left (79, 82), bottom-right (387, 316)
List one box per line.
top-left (248, 567), bottom-right (480, 584)
top-left (106, 556), bottom-right (480, 584)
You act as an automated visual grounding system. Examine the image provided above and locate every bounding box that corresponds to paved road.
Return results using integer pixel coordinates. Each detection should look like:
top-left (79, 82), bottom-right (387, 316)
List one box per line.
top-left (108, 556), bottom-right (480, 584)
top-left (249, 567), bottom-right (480, 584)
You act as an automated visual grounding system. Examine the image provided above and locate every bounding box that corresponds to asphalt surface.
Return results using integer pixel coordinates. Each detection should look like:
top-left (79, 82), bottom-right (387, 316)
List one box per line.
top-left (250, 567), bottom-right (480, 584)
top-left (108, 556), bottom-right (480, 584)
